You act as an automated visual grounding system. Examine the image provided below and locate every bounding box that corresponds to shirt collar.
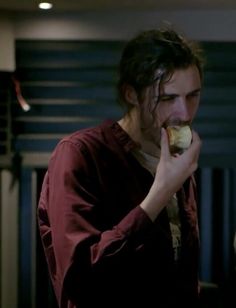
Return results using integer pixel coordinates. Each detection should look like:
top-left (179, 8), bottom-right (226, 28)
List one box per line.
top-left (105, 119), bottom-right (140, 152)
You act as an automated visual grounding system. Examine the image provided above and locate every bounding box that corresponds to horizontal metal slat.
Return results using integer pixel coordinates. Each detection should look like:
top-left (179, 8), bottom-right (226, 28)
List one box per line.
top-left (16, 134), bottom-right (68, 140)
top-left (201, 87), bottom-right (236, 102)
top-left (193, 122), bottom-right (236, 138)
top-left (16, 40), bottom-right (124, 51)
top-left (17, 67), bottom-right (117, 83)
top-left (20, 85), bottom-right (116, 100)
top-left (204, 71), bottom-right (236, 86)
top-left (12, 121), bottom-right (98, 134)
top-left (13, 116), bottom-right (100, 123)
top-left (12, 103), bottom-right (123, 118)
top-left (201, 138), bottom-right (236, 154)
top-left (13, 139), bottom-right (59, 152)
top-left (197, 105), bottom-right (236, 119)
top-left (14, 98), bottom-right (115, 105)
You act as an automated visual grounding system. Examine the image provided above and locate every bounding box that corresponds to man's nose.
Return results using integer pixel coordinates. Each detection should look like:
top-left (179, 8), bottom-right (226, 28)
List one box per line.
top-left (177, 99), bottom-right (191, 122)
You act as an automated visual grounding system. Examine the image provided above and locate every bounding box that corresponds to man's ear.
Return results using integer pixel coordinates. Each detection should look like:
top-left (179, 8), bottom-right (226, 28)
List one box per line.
top-left (122, 84), bottom-right (139, 106)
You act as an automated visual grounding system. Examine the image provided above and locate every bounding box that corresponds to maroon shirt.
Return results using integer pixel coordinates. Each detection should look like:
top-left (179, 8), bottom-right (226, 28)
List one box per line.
top-left (38, 120), bottom-right (200, 308)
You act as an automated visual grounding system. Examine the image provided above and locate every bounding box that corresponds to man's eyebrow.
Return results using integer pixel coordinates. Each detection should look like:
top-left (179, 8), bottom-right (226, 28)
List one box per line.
top-left (188, 88), bottom-right (201, 94)
top-left (160, 88), bottom-right (201, 97)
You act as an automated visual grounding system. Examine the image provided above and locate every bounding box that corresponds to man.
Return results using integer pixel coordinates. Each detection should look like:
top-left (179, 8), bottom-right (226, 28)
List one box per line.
top-left (38, 27), bottom-right (204, 308)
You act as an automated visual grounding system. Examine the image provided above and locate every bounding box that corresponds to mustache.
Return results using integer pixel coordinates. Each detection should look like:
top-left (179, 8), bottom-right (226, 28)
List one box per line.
top-left (163, 119), bottom-right (191, 128)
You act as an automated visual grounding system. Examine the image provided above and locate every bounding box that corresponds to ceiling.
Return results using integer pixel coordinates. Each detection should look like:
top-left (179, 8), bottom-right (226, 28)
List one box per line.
top-left (1, 0), bottom-right (236, 12)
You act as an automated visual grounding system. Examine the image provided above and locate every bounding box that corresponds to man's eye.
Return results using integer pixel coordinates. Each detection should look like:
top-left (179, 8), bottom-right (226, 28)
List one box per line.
top-left (160, 96), bottom-right (174, 102)
top-left (189, 92), bottom-right (200, 98)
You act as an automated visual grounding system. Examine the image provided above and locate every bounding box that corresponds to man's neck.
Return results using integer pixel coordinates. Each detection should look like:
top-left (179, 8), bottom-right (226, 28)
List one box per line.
top-left (118, 108), bottom-right (160, 158)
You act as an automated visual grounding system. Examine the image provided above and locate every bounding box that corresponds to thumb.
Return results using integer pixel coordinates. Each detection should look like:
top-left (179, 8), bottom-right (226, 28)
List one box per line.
top-left (160, 127), bottom-right (170, 159)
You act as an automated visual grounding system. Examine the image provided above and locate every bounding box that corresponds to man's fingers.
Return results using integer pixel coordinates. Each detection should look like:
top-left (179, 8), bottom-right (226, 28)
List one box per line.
top-left (184, 130), bottom-right (202, 167)
top-left (191, 130), bottom-right (201, 142)
top-left (160, 128), bottom-right (171, 159)
top-left (190, 130), bottom-right (202, 153)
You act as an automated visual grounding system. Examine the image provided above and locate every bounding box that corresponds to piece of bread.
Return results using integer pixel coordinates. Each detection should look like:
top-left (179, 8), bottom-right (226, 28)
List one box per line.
top-left (166, 125), bottom-right (192, 152)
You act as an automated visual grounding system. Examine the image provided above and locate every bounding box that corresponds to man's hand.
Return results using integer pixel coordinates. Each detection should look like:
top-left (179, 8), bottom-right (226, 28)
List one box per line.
top-left (140, 128), bottom-right (201, 221)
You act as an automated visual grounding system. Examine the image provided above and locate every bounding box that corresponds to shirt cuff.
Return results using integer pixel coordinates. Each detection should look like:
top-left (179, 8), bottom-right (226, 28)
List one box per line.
top-left (116, 205), bottom-right (153, 238)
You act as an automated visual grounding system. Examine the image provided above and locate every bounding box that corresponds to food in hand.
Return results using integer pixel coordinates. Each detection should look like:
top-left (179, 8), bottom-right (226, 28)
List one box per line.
top-left (166, 125), bottom-right (192, 152)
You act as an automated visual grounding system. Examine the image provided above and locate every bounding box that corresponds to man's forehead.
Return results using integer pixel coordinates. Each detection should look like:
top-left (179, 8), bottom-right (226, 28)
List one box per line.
top-left (159, 66), bottom-right (201, 92)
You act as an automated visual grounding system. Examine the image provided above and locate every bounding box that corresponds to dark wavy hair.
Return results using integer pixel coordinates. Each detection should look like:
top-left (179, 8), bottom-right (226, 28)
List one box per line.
top-left (117, 27), bottom-right (205, 111)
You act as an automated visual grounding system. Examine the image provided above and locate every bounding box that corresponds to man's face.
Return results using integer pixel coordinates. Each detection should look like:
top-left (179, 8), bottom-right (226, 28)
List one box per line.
top-left (139, 65), bottom-right (201, 146)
